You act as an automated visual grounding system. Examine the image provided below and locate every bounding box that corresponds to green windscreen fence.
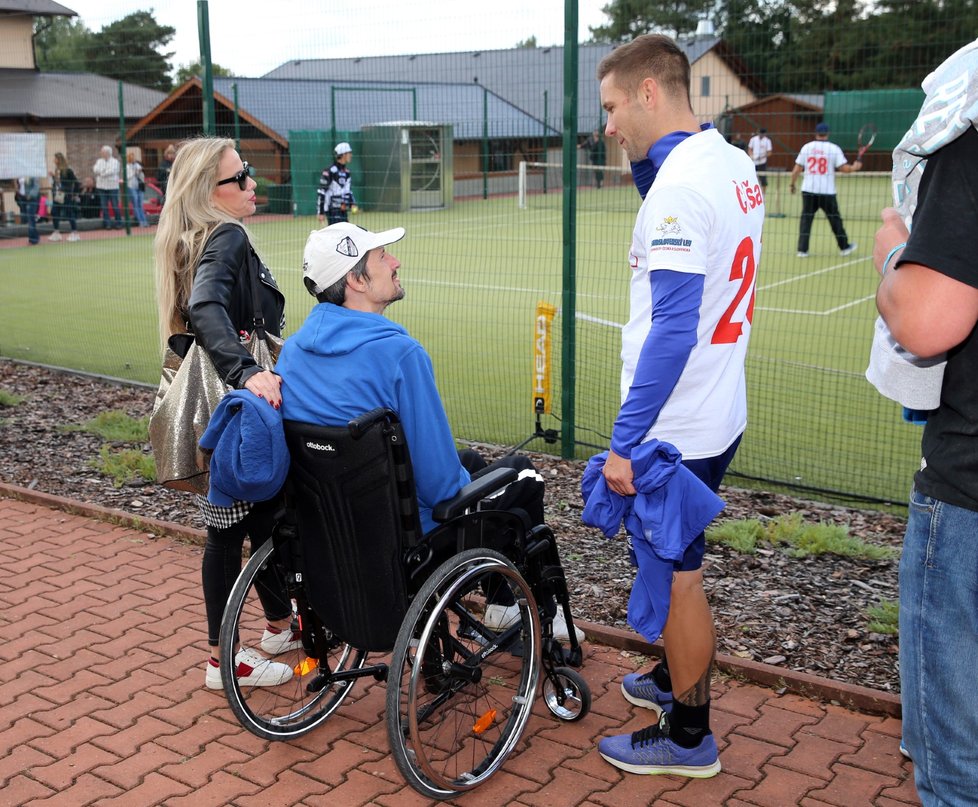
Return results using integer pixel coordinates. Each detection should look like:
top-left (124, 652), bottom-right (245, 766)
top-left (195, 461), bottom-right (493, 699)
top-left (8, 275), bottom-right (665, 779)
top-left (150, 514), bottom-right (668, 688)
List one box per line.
top-left (2, 1), bottom-right (975, 509)
top-left (290, 130), bottom-right (357, 217)
top-left (823, 89), bottom-right (927, 154)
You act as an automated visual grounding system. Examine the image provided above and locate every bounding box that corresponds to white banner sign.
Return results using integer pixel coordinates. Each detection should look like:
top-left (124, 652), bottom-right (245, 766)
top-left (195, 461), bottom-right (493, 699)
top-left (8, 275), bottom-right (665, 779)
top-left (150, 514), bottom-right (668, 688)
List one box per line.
top-left (0, 133), bottom-right (47, 179)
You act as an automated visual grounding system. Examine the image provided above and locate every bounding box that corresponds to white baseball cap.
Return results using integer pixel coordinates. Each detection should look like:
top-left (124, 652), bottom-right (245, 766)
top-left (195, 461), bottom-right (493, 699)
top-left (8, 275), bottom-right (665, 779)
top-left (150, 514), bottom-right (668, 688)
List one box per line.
top-left (303, 222), bottom-right (406, 295)
top-left (334, 141), bottom-right (352, 156)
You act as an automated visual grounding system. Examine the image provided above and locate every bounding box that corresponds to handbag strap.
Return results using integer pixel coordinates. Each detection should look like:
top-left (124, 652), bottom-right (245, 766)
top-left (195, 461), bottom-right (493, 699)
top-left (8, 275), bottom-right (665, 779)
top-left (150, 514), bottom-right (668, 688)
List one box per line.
top-left (247, 246), bottom-right (268, 340)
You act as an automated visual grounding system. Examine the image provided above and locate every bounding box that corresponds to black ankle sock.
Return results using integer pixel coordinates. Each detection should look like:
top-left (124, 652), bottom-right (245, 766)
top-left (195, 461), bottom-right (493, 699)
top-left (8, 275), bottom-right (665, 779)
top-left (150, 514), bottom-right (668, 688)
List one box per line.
top-left (669, 700), bottom-right (711, 748)
top-left (652, 661), bottom-right (672, 691)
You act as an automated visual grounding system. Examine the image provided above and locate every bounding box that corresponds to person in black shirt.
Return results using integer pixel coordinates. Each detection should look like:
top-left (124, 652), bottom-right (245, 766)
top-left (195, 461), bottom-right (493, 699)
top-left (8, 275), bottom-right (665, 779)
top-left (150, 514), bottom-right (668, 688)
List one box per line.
top-left (49, 152), bottom-right (81, 241)
top-left (157, 144), bottom-right (176, 203)
top-left (874, 124), bottom-right (978, 804)
top-left (78, 176), bottom-right (99, 219)
top-left (579, 129), bottom-right (607, 188)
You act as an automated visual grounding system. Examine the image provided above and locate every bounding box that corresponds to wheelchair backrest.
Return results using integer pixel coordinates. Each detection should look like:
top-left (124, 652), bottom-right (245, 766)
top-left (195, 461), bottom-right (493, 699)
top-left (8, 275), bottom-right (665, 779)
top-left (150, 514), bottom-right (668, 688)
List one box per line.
top-left (283, 410), bottom-right (423, 652)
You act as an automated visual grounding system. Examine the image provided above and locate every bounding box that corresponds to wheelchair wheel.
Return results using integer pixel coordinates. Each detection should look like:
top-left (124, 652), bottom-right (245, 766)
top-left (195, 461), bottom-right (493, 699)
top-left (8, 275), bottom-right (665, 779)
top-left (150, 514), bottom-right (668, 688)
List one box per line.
top-left (220, 539), bottom-right (367, 741)
top-left (386, 548), bottom-right (541, 800)
top-left (542, 666), bottom-right (591, 722)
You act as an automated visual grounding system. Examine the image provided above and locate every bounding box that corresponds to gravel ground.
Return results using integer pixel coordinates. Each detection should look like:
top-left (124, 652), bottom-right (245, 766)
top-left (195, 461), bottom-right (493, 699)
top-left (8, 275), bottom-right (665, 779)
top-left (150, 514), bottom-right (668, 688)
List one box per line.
top-left (0, 359), bottom-right (905, 692)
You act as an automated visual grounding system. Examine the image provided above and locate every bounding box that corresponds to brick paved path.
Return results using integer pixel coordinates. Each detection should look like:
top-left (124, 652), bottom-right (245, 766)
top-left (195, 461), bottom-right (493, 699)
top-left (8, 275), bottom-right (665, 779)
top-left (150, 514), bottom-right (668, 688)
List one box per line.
top-left (0, 498), bottom-right (920, 806)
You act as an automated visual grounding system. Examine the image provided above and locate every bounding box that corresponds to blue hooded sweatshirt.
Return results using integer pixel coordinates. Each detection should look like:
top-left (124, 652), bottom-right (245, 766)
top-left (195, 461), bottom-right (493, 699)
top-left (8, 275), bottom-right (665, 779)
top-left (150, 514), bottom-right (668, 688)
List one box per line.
top-left (276, 303), bottom-right (470, 533)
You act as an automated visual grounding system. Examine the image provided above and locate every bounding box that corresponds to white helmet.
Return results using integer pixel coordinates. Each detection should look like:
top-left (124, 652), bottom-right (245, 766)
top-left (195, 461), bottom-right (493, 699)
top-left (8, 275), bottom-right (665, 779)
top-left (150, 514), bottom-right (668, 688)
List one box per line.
top-left (334, 142), bottom-right (352, 156)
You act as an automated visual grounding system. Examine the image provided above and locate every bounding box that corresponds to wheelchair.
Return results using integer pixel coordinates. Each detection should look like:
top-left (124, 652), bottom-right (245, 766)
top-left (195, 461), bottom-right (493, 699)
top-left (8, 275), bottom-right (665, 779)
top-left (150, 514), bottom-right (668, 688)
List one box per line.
top-left (218, 408), bottom-right (591, 800)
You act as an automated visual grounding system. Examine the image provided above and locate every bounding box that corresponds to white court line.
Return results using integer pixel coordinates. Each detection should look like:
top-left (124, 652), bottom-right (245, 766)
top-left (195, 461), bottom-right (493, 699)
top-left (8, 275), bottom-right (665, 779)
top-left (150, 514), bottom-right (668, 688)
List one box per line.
top-left (757, 293), bottom-right (876, 316)
top-left (577, 312), bottom-right (622, 329)
top-left (758, 256), bottom-right (865, 291)
top-left (410, 277), bottom-right (551, 295)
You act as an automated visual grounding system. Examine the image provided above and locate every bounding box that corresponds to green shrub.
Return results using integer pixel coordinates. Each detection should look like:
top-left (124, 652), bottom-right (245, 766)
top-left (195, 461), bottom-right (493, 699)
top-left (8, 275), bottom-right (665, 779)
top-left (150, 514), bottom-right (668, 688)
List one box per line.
top-left (66, 410), bottom-right (149, 443)
top-left (0, 388), bottom-right (24, 407)
top-left (867, 599), bottom-right (899, 635)
top-left (708, 513), bottom-right (898, 561)
top-left (706, 519), bottom-right (764, 554)
top-left (89, 446), bottom-right (156, 487)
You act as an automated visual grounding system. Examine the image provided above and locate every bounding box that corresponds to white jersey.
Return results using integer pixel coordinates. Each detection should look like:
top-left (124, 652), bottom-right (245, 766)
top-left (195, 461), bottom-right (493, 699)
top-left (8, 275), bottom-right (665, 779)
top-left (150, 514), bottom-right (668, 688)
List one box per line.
top-left (622, 127), bottom-right (764, 459)
top-left (795, 139), bottom-right (847, 195)
top-left (748, 134), bottom-right (772, 166)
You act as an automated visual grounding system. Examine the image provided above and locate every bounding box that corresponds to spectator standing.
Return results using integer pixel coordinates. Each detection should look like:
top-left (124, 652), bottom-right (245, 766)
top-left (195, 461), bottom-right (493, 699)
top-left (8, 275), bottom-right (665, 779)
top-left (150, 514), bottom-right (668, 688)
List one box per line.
top-left (154, 137), bottom-right (292, 691)
top-left (93, 145), bottom-right (122, 229)
top-left (126, 151), bottom-right (149, 227)
top-left (579, 129), bottom-right (607, 188)
top-left (316, 142), bottom-right (357, 225)
top-left (593, 33), bottom-right (763, 778)
top-left (22, 177), bottom-right (40, 245)
top-left (157, 143), bottom-right (176, 202)
top-left (747, 127), bottom-right (772, 189)
top-left (49, 152), bottom-right (80, 242)
top-left (789, 122), bottom-right (860, 257)
top-left (872, 37), bottom-right (978, 806)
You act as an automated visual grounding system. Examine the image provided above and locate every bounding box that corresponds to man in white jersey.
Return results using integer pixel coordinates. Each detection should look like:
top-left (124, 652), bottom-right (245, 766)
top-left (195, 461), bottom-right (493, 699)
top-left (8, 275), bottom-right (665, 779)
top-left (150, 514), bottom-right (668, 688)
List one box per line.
top-left (748, 127), bottom-right (772, 189)
top-left (594, 33), bottom-right (763, 778)
top-left (789, 122), bottom-right (861, 257)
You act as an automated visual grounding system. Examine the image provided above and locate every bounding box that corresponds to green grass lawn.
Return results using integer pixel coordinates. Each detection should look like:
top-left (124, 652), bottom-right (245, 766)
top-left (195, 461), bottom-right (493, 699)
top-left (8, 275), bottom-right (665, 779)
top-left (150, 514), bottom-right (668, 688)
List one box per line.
top-left (0, 171), bottom-right (920, 506)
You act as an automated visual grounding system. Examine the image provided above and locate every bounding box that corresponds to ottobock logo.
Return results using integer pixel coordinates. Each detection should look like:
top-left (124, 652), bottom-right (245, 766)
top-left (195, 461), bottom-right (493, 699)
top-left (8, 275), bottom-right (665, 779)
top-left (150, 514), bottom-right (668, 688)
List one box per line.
top-left (305, 441), bottom-right (336, 452)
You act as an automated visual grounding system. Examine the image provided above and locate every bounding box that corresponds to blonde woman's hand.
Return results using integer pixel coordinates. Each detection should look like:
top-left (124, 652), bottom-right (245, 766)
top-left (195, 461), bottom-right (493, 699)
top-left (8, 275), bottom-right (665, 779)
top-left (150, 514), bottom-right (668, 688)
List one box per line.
top-left (244, 370), bottom-right (282, 409)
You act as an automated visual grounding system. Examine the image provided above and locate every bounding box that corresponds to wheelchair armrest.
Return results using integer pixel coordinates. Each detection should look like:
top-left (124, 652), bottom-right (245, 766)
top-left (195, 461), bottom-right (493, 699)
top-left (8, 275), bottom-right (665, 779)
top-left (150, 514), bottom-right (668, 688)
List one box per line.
top-left (432, 467), bottom-right (518, 523)
top-left (348, 407), bottom-right (399, 438)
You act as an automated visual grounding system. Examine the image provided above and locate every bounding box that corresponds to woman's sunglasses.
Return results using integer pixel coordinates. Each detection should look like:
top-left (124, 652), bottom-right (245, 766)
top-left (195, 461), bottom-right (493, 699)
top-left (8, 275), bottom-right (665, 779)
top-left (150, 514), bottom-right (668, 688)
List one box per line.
top-left (216, 161), bottom-right (254, 191)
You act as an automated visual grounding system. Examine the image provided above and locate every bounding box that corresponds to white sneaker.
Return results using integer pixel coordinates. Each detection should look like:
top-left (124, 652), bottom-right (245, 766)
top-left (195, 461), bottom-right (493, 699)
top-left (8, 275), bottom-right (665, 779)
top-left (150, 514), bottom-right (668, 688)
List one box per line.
top-left (840, 243), bottom-right (857, 256)
top-left (261, 626), bottom-right (302, 655)
top-left (48, 231), bottom-right (62, 242)
top-left (204, 647), bottom-right (293, 690)
top-left (484, 603), bottom-right (520, 630)
top-left (485, 602), bottom-right (585, 643)
top-left (67, 232), bottom-right (80, 242)
top-left (552, 609), bottom-right (585, 644)
top-left (796, 251), bottom-right (809, 258)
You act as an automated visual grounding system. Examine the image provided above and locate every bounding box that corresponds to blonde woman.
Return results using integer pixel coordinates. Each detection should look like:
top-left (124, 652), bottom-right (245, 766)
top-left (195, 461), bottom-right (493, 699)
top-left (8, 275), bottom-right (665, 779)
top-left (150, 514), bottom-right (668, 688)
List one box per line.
top-left (154, 137), bottom-right (295, 691)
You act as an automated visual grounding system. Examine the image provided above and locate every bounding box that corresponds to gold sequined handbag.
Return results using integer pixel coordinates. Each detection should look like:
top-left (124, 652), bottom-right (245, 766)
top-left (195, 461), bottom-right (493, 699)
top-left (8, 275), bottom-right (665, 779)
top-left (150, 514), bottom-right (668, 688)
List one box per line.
top-left (148, 330), bottom-right (282, 495)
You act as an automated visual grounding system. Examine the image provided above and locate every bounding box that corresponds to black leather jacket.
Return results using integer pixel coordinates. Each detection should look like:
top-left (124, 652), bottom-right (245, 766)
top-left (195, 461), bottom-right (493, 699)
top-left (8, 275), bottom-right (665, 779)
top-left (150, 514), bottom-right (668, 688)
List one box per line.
top-left (187, 223), bottom-right (285, 390)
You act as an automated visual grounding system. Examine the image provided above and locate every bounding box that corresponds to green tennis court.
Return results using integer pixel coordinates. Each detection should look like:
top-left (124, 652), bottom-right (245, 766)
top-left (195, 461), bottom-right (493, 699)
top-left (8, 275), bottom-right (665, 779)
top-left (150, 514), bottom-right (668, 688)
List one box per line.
top-left (0, 172), bottom-right (920, 505)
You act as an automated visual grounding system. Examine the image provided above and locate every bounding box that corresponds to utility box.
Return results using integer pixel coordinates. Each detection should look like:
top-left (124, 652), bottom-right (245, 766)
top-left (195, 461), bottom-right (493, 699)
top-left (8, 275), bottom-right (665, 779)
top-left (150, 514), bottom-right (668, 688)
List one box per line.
top-left (359, 123), bottom-right (452, 212)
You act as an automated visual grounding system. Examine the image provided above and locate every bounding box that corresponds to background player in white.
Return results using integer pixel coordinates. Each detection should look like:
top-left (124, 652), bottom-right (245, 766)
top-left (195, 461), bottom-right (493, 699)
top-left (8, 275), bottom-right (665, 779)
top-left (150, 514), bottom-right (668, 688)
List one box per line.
top-left (789, 122), bottom-right (861, 257)
top-left (317, 142), bottom-right (358, 225)
top-left (747, 127), bottom-right (772, 191)
top-left (595, 33), bottom-right (763, 778)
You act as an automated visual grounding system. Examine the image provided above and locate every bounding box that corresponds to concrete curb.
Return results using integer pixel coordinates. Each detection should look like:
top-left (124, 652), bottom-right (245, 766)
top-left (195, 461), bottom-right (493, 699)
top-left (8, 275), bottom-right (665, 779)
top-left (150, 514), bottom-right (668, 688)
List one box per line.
top-left (1, 480), bottom-right (902, 719)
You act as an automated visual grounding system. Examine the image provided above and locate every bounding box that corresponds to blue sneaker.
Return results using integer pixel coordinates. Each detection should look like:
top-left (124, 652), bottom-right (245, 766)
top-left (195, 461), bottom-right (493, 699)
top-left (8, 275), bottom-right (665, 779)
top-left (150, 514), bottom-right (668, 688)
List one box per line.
top-left (621, 669), bottom-right (673, 713)
top-left (598, 716), bottom-right (721, 778)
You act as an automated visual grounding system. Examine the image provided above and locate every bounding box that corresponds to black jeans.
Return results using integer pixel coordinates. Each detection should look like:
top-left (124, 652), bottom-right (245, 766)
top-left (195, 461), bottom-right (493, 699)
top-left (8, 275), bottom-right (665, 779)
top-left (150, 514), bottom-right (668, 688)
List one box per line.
top-left (201, 498), bottom-right (291, 647)
top-left (458, 450), bottom-right (545, 527)
top-left (798, 192), bottom-right (850, 253)
top-left (457, 450), bottom-right (547, 606)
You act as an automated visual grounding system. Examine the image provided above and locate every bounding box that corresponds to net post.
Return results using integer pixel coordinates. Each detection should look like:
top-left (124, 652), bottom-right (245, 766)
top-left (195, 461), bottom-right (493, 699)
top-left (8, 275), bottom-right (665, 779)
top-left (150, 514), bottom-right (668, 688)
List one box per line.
top-left (518, 161), bottom-right (527, 209)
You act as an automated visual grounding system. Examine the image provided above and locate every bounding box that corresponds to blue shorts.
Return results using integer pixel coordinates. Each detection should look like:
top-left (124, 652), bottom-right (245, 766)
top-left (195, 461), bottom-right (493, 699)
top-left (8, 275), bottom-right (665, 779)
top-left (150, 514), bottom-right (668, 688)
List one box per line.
top-left (675, 435), bottom-right (741, 571)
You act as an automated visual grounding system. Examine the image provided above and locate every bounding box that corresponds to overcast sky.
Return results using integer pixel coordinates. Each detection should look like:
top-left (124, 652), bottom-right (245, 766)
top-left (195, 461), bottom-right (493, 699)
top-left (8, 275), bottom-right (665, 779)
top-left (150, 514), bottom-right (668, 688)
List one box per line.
top-left (62, 1), bottom-right (613, 77)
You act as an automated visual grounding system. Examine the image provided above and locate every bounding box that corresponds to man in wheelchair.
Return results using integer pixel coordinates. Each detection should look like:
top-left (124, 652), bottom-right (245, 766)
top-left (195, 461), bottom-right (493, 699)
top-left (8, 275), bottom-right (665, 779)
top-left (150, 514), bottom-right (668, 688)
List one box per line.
top-left (275, 221), bottom-right (583, 644)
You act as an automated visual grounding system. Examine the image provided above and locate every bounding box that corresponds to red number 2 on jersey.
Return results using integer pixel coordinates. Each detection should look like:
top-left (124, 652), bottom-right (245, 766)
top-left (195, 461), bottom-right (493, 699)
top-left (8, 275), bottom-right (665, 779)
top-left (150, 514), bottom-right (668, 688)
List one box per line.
top-left (711, 236), bottom-right (757, 344)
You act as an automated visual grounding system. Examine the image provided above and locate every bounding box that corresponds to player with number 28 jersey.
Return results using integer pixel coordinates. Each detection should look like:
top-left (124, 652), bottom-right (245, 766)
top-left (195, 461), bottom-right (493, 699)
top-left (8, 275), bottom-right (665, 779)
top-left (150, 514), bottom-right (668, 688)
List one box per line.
top-left (795, 139), bottom-right (847, 195)
top-left (619, 126), bottom-right (763, 460)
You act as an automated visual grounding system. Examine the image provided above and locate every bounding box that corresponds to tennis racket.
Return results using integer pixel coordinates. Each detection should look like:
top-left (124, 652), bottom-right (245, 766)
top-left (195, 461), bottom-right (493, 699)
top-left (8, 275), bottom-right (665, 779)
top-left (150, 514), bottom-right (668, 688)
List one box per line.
top-left (856, 123), bottom-right (877, 161)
